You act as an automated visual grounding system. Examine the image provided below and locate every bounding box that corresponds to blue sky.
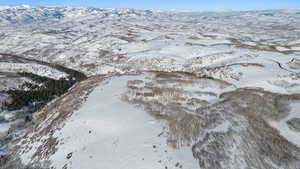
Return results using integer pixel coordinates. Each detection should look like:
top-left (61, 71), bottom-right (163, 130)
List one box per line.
top-left (0, 0), bottom-right (299, 10)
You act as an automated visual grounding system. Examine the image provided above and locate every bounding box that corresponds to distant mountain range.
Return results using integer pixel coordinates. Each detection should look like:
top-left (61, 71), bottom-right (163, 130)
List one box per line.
top-left (0, 6), bottom-right (300, 26)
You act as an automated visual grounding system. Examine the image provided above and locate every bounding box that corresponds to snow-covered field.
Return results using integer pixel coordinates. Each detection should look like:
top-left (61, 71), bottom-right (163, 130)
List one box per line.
top-left (0, 5), bottom-right (300, 169)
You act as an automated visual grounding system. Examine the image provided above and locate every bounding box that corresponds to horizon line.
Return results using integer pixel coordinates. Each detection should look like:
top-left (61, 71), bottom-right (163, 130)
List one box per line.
top-left (0, 4), bottom-right (300, 12)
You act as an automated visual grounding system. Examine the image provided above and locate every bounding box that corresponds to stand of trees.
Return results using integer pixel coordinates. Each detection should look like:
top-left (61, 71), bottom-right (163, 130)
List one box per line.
top-left (3, 71), bottom-right (86, 112)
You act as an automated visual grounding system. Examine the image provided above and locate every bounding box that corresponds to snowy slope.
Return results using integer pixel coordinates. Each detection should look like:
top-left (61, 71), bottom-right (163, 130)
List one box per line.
top-left (42, 75), bottom-right (198, 169)
top-left (14, 71), bottom-right (300, 169)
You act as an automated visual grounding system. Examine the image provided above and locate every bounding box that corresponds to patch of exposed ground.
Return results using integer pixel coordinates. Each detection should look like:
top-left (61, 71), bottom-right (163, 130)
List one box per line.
top-left (287, 118), bottom-right (300, 132)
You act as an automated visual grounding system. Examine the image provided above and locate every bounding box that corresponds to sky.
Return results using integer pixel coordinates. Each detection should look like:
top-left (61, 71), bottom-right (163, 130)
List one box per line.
top-left (0, 0), bottom-right (299, 10)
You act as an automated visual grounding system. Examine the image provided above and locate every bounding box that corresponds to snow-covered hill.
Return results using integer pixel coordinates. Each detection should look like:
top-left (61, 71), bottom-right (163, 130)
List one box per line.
top-left (0, 5), bottom-right (300, 169)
